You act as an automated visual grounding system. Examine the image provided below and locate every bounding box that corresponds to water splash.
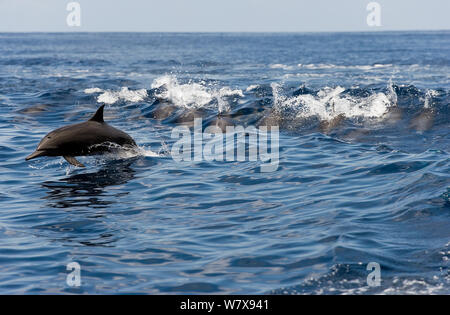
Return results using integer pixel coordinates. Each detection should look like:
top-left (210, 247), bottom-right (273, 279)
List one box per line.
top-left (271, 80), bottom-right (398, 121)
top-left (89, 142), bottom-right (160, 159)
top-left (151, 75), bottom-right (243, 113)
top-left (422, 89), bottom-right (439, 109)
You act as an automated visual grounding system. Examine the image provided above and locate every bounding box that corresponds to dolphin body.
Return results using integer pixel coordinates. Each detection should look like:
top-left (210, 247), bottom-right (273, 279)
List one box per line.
top-left (25, 105), bottom-right (136, 167)
top-left (410, 107), bottom-right (435, 132)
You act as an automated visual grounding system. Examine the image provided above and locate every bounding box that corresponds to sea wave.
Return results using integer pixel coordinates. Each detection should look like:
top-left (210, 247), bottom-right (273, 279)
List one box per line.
top-left (82, 77), bottom-right (447, 134)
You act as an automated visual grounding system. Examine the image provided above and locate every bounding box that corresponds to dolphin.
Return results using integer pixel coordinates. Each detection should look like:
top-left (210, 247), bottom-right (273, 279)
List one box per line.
top-left (410, 107), bottom-right (435, 132)
top-left (150, 102), bottom-right (177, 120)
top-left (25, 105), bottom-right (136, 167)
top-left (318, 114), bottom-right (346, 134)
top-left (207, 115), bottom-right (235, 133)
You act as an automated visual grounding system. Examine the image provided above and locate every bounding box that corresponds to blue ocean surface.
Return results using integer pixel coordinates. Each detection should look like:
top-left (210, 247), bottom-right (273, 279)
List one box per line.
top-left (0, 32), bottom-right (449, 294)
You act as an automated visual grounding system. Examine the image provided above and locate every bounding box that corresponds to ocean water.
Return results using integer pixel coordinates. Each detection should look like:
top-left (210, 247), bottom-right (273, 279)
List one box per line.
top-left (0, 32), bottom-right (449, 294)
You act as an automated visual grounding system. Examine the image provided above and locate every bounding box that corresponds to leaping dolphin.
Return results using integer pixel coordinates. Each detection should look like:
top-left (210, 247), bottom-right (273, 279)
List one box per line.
top-left (25, 105), bottom-right (137, 167)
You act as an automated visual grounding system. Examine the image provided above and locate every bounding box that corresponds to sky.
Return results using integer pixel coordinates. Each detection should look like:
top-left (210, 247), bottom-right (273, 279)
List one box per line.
top-left (0, 0), bottom-right (449, 32)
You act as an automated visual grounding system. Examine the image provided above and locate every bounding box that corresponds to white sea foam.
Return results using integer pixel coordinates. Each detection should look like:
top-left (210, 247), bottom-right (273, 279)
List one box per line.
top-left (271, 81), bottom-right (397, 121)
top-left (270, 64), bottom-right (295, 70)
top-left (246, 84), bottom-right (260, 92)
top-left (84, 87), bottom-right (104, 94)
top-left (151, 75), bottom-right (243, 113)
top-left (96, 87), bottom-right (148, 105)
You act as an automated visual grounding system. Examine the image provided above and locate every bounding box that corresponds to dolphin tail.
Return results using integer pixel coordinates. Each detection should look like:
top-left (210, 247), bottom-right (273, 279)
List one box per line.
top-left (25, 150), bottom-right (47, 161)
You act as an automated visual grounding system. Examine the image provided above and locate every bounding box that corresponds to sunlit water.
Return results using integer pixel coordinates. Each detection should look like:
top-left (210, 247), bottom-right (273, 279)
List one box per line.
top-left (0, 32), bottom-right (449, 294)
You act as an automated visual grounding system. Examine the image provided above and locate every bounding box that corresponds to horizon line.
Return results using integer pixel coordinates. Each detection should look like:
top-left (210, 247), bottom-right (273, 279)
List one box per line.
top-left (0, 28), bottom-right (449, 34)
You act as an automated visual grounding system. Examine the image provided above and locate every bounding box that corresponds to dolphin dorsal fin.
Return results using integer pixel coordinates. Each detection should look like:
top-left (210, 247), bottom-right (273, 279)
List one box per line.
top-left (89, 105), bottom-right (105, 123)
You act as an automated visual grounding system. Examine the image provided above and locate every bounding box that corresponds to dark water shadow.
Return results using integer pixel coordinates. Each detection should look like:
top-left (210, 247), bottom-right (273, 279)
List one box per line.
top-left (41, 159), bottom-right (137, 210)
top-left (35, 159), bottom-right (139, 247)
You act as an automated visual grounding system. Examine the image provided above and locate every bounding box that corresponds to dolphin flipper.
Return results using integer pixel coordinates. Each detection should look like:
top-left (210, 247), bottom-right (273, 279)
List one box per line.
top-left (63, 156), bottom-right (85, 167)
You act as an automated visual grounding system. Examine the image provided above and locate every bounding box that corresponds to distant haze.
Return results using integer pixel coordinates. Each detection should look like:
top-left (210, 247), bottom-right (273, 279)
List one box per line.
top-left (0, 0), bottom-right (449, 32)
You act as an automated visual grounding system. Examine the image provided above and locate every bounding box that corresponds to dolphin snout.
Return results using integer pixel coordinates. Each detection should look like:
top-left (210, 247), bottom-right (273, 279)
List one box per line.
top-left (25, 150), bottom-right (46, 161)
